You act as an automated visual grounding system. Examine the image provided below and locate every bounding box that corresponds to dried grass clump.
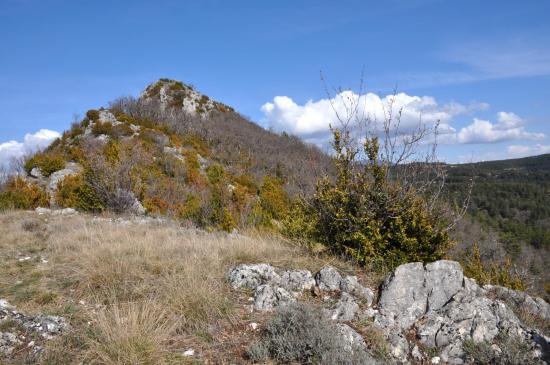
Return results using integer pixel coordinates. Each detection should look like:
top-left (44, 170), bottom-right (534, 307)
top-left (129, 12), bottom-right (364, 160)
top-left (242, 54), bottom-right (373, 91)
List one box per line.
top-left (84, 301), bottom-right (178, 365)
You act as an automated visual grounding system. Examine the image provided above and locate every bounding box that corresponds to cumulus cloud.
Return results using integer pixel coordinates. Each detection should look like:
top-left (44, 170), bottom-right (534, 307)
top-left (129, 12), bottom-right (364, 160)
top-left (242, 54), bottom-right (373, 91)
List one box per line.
top-left (260, 91), bottom-right (480, 144)
top-left (507, 144), bottom-right (550, 158)
top-left (261, 91), bottom-right (546, 149)
top-left (456, 113), bottom-right (544, 144)
top-left (0, 129), bottom-right (61, 169)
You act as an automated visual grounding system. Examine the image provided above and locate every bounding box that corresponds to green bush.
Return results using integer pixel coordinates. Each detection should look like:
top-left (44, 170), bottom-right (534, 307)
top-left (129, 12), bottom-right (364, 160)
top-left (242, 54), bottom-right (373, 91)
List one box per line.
top-left (86, 109), bottom-right (100, 121)
top-left (259, 176), bottom-right (289, 221)
top-left (287, 128), bottom-right (451, 269)
top-left (55, 174), bottom-right (104, 212)
top-left (0, 177), bottom-right (49, 210)
top-left (91, 121), bottom-right (114, 136)
top-left (206, 164), bottom-right (225, 185)
top-left (24, 153), bottom-right (66, 177)
top-left (463, 243), bottom-right (525, 290)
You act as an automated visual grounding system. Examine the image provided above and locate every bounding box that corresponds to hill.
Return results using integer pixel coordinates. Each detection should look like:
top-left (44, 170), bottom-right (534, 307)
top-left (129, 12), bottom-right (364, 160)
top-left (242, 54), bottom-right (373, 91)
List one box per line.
top-left (446, 154), bottom-right (550, 252)
top-left (1, 79), bottom-right (331, 231)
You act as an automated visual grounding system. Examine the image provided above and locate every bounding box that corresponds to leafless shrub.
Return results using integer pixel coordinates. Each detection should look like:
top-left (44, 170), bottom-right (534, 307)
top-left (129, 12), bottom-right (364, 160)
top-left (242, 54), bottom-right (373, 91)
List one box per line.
top-left (83, 139), bottom-right (147, 213)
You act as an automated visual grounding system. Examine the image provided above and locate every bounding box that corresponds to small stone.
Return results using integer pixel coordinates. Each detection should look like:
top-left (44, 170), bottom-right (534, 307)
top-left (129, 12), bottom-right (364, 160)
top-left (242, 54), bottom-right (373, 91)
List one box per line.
top-left (249, 322), bottom-right (259, 330)
top-left (60, 208), bottom-right (76, 215)
top-left (30, 167), bottom-right (43, 178)
top-left (431, 356), bottom-right (441, 364)
top-left (35, 207), bottom-right (51, 215)
top-left (340, 275), bottom-right (375, 306)
top-left (363, 307), bottom-right (378, 319)
top-left (183, 349), bottom-right (194, 357)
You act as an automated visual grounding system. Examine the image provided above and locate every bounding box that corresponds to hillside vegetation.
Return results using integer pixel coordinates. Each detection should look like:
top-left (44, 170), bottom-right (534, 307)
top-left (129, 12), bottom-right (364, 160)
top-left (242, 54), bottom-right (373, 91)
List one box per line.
top-left (0, 78), bottom-right (546, 294)
top-left (447, 154), bottom-right (550, 252)
top-left (1, 79), bottom-right (330, 232)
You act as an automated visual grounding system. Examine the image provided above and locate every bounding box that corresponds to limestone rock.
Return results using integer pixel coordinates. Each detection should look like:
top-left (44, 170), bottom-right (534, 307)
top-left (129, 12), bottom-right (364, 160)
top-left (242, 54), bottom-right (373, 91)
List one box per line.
top-left (47, 162), bottom-right (82, 207)
top-left (331, 292), bottom-right (360, 321)
top-left (484, 284), bottom-right (550, 322)
top-left (424, 260), bottom-right (463, 312)
top-left (280, 269), bottom-right (316, 291)
top-left (340, 275), bottom-right (375, 306)
top-left (98, 110), bottom-right (120, 125)
top-left (377, 262), bottom-right (428, 330)
top-left (335, 324), bottom-right (381, 364)
top-left (227, 264), bottom-right (280, 289)
top-left (29, 167), bottom-right (43, 178)
top-left (375, 260), bottom-right (548, 364)
top-left (0, 299), bottom-right (67, 359)
top-left (254, 284), bottom-right (295, 311)
top-left (129, 199), bottom-right (146, 215)
top-left (35, 207), bottom-right (51, 215)
top-left (315, 266), bottom-right (342, 291)
top-left (377, 260), bottom-right (463, 330)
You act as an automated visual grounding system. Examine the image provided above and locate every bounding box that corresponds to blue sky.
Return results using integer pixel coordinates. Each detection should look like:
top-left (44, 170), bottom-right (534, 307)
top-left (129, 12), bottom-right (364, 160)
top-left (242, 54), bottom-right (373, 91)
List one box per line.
top-left (1, 0), bottom-right (549, 164)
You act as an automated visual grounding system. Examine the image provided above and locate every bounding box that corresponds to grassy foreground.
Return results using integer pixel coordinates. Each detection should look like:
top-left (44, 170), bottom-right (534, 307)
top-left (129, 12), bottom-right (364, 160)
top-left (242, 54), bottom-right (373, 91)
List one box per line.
top-left (0, 210), bottom-right (368, 364)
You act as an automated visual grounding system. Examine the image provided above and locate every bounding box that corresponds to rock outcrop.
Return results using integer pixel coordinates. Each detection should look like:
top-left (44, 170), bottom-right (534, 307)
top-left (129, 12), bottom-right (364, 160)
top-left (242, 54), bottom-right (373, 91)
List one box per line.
top-left (227, 260), bottom-right (550, 364)
top-left (374, 261), bottom-right (548, 364)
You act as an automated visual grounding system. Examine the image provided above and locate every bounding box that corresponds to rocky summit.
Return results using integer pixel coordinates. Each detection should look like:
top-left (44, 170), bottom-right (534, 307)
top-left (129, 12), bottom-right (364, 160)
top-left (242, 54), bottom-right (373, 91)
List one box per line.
top-left (228, 260), bottom-right (550, 364)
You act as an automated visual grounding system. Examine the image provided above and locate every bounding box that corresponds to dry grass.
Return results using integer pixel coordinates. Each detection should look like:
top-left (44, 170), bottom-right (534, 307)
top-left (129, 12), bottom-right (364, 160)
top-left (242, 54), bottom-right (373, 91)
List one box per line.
top-left (84, 301), bottom-right (179, 365)
top-left (0, 210), bottom-right (358, 364)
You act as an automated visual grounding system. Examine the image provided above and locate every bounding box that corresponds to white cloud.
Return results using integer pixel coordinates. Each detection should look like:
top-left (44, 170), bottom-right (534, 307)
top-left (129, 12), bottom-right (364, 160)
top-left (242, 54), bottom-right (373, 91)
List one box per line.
top-left (507, 144), bottom-right (550, 158)
top-left (261, 91), bottom-right (480, 144)
top-left (0, 129), bottom-right (60, 169)
top-left (456, 113), bottom-right (544, 144)
top-left (261, 90), bottom-right (544, 148)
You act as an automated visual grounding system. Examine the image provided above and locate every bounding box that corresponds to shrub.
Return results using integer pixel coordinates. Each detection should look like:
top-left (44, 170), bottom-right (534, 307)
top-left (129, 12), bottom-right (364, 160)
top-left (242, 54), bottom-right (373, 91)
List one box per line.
top-left (91, 121), bottom-right (114, 136)
top-left (25, 153), bottom-right (66, 177)
top-left (112, 123), bottom-right (134, 138)
top-left (86, 109), bottom-right (100, 121)
top-left (0, 177), bottom-right (49, 210)
top-left (463, 333), bottom-right (543, 365)
top-left (287, 128), bottom-right (451, 269)
top-left (177, 194), bottom-right (202, 221)
top-left (55, 174), bottom-right (104, 212)
top-left (248, 302), bottom-right (372, 364)
top-left (463, 243), bottom-right (525, 290)
top-left (259, 175), bottom-right (290, 221)
top-left (206, 164), bottom-right (225, 185)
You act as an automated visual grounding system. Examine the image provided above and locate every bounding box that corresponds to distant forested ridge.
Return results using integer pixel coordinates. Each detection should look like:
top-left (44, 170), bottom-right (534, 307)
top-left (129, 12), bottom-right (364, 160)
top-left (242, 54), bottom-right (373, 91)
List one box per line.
top-left (446, 154), bottom-right (550, 254)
